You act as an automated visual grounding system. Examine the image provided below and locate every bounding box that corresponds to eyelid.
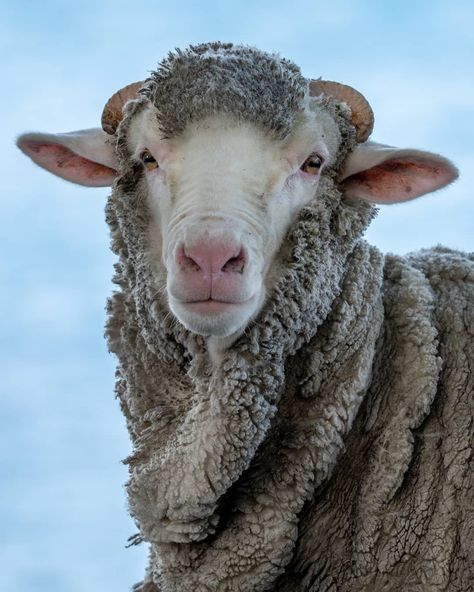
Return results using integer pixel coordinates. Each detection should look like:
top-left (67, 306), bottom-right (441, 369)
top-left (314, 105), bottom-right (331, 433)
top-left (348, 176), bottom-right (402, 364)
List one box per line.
top-left (302, 145), bottom-right (328, 164)
top-left (304, 152), bottom-right (324, 164)
top-left (138, 148), bottom-right (156, 160)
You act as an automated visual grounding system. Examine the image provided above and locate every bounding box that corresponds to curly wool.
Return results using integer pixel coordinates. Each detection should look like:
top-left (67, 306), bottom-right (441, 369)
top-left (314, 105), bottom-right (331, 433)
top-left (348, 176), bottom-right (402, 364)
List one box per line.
top-left (141, 42), bottom-right (307, 139)
top-left (104, 44), bottom-right (474, 592)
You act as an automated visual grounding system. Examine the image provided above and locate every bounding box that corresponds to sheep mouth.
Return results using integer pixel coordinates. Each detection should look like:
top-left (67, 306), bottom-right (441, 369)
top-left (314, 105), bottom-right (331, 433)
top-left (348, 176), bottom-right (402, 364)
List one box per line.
top-left (179, 297), bottom-right (254, 315)
top-left (168, 293), bottom-right (261, 336)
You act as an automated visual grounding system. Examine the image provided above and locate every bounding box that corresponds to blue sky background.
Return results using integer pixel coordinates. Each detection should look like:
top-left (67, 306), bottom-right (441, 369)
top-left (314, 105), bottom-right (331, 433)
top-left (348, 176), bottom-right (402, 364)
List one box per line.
top-left (1, 1), bottom-right (473, 590)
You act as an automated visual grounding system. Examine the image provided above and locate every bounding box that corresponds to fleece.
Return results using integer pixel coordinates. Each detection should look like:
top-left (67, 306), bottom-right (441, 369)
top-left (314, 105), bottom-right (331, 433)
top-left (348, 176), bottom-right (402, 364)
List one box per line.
top-left (104, 43), bottom-right (474, 591)
top-left (141, 42), bottom-right (307, 140)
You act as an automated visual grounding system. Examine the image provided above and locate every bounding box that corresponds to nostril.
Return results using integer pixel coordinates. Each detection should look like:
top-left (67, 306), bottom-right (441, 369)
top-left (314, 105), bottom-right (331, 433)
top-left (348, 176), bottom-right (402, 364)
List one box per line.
top-left (177, 245), bottom-right (202, 272)
top-left (222, 247), bottom-right (246, 273)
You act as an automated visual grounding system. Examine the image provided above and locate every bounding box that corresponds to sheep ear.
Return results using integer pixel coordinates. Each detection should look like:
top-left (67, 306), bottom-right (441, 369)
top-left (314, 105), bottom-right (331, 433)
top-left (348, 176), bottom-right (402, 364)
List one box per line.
top-left (16, 128), bottom-right (118, 187)
top-left (339, 141), bottom-right (458, 203)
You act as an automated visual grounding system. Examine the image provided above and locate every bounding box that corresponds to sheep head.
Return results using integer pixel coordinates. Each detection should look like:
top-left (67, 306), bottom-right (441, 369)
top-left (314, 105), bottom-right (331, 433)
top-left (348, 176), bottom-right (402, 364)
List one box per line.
top-left (17, 43), bottom-right (458, 350)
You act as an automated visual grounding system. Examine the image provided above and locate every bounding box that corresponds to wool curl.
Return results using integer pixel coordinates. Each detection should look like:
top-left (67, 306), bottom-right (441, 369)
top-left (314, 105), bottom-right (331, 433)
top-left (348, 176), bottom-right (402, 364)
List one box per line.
top-left (141, 42), bottom-right (307, 140)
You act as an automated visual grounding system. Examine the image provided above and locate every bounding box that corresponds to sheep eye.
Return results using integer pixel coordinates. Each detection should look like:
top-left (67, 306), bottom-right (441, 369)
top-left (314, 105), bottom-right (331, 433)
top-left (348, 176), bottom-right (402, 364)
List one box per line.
top-left (139, 149), bottom-right (158, 171)
top-left (301, 154), bottom-right (323, 175)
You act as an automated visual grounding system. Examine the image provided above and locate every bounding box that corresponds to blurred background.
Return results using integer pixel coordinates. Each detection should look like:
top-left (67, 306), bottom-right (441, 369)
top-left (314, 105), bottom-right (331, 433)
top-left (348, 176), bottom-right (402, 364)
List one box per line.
top-left (1, 1), bottom-right (472, 590)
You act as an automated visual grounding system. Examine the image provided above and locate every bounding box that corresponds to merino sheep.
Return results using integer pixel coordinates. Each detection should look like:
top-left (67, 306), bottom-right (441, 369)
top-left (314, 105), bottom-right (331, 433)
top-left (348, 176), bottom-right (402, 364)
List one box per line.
top-left (17, 42), bottom-right (473, 592)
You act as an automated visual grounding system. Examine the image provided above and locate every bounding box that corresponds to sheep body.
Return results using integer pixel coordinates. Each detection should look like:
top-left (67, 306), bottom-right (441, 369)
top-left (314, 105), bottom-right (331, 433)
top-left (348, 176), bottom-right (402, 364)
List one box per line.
top-left (107, 162), bottom-right (473, 590)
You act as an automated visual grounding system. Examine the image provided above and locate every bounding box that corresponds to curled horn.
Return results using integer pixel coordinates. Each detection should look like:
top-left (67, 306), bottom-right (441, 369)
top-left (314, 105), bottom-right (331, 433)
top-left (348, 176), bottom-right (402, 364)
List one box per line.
top-left (101, 81), bottom-right (145, 135)
top-left (309, 80), bottom-right (374, 143)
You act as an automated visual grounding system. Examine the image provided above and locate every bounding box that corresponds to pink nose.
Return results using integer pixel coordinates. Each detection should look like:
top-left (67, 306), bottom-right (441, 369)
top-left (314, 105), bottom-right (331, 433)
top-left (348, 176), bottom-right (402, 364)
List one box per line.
top-left (177, 242), bottom-right (246, 277)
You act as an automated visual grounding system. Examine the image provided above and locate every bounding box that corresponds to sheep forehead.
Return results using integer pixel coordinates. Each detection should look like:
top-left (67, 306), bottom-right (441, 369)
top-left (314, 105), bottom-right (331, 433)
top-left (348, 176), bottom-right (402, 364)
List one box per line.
top-left (141, 42), bottom-right (308, 140)
top-left (178, 117), bottom-right (279, 163)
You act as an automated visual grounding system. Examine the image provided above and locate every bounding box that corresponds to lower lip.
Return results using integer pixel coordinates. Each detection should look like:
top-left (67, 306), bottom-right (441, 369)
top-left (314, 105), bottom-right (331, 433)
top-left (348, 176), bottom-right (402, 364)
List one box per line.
top-left (184, 299), bottom-right (246, 315)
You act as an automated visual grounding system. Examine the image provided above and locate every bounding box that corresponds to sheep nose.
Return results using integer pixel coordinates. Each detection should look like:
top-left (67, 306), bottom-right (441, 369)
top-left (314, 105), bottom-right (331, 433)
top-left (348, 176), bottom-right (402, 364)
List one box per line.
top-left (177, 242), bottom-right (246, 277)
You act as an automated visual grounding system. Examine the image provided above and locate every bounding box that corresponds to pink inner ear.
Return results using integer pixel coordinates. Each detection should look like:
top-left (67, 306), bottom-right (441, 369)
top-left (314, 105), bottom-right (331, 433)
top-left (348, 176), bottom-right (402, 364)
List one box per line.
top-left (22, 140), bottom-right (116, 187)
top-left (343, 158), bottom-right (455, 204)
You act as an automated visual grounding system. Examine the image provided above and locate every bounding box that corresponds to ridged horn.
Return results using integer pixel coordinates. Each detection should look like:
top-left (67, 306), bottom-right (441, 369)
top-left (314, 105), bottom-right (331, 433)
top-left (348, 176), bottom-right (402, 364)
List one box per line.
top-left (101, 81), bottom-right (145, 135)
top-left (309, 80), bottom-right (374, 143)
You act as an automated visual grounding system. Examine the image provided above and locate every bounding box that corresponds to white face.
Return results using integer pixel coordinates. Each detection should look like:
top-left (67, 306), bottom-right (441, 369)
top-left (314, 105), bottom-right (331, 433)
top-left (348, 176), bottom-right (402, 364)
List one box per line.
top-left (126, 104), bottom-right (340, 341)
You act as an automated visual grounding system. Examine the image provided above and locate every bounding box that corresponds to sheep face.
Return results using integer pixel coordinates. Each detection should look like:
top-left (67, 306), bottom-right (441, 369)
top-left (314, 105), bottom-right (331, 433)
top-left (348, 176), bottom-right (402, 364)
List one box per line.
top-left (125, 104), bottom-right (340, 340)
